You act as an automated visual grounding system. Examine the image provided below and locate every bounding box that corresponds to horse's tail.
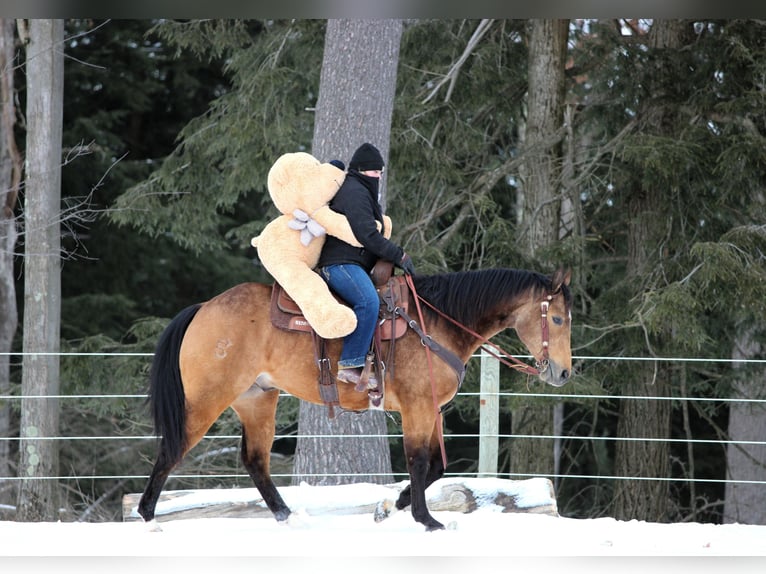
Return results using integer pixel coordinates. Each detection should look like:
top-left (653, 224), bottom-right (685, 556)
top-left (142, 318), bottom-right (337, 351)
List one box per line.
top-left (147, 303), bottom-right (202, 462)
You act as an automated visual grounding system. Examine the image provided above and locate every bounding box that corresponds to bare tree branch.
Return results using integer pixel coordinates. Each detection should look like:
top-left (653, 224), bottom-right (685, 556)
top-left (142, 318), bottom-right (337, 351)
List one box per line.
top-left (422, 19), bottom-right (494, 104)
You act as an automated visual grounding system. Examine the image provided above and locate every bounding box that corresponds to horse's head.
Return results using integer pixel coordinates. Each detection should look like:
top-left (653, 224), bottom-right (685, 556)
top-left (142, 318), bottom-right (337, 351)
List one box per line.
top-left (514, 267), bottom-right (573, 387)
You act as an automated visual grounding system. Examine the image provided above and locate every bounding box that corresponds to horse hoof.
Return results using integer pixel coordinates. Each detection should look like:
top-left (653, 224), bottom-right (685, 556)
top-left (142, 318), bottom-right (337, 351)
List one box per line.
top-left (374, 499), bottom-right (396, 523)
top-left (425, 521), bottom-right (445, 532)
top-left (274, 508), bottom-right (291, 522)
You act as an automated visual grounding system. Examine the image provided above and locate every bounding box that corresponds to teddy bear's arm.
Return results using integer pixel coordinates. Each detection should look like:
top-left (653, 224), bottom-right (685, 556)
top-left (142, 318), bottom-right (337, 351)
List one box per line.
top-left (382, 215), bottom-right (393, 239)
top-left (312, 205), bottom-right (364, 247)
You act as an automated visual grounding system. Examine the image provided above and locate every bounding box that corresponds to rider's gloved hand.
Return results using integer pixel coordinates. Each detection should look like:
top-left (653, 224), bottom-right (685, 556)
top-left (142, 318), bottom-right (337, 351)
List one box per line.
top-left (397, 253), bottom-right (415, 276)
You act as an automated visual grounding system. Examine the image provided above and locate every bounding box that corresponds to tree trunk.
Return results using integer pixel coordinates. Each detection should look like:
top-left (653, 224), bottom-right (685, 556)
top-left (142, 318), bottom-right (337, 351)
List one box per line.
top-left (517, 19), bottom-right (569, 257)
top-left (612, 364), bottom-right (672, 522)
top-left (16, 19), bottom-right (64, 522)
top-left (0, 18), bottom-right (21, 510)
top-left (611, 19), bottom-right (688, 522)
top-left (724, 327), bottom-right (766, 525)
top-left (292, 19), bottom-right (402, 486)
top-left (613, 172), bottom-right (672, 523)
top-left (511, 18), bottom-right (569, 478)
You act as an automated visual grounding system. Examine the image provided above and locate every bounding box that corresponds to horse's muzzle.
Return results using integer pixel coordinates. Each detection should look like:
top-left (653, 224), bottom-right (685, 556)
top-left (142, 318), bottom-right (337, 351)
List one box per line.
top-left (541, 361), bottom-right (571, 387)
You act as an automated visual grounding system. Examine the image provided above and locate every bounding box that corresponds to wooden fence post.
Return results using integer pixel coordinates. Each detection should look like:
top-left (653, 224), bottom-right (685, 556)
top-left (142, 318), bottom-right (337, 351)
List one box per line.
top-left (478, 348), bottom-right (499, 476)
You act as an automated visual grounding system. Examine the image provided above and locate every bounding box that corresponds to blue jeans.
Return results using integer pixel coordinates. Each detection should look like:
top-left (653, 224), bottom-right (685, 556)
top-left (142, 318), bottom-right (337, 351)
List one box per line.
top-left (319, 264), bottom-right (379, 368)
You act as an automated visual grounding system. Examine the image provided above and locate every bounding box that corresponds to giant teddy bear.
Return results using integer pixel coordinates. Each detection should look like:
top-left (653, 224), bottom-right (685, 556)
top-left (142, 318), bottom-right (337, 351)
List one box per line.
top-left (251, 151), bottom-right (392, 339)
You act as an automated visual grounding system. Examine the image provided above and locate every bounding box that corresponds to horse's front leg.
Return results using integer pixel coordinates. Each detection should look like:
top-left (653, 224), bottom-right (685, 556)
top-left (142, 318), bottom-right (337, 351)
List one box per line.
top-left (232, 388), bottom-right (291, 522)
top-left (394, 421), bottom-right (445, 513)
top-left (399, 417), bottom-right (446, 531)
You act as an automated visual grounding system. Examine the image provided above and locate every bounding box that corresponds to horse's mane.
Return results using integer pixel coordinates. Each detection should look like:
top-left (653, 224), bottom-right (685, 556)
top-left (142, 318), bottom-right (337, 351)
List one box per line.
top-left (411, 268), bottom-right (571, 328)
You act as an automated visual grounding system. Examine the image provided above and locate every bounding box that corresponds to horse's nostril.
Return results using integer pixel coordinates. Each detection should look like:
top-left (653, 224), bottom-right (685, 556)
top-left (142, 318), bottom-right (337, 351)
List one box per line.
top-left (561, 370), bottom-right (570, 381)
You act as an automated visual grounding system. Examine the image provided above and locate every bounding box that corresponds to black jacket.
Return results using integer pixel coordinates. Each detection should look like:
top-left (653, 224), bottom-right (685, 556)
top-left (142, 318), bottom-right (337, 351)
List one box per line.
top-left (317, 170), bottom-right (404, 272)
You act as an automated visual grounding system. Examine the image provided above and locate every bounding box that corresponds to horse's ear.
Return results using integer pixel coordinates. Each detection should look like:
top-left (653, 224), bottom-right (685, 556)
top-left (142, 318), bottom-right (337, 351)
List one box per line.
top-left (551, 267), bottom-right (572, 292)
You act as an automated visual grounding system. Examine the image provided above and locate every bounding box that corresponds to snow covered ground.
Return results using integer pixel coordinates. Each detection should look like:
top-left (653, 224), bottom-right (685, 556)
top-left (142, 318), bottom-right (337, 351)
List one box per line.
top-left (1, 477), bottom-right (764, 573)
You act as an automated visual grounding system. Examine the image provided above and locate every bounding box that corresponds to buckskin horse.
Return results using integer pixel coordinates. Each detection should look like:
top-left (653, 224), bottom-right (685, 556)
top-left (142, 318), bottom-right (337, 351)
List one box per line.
top-left (136, 266), bottom-right (573, 531)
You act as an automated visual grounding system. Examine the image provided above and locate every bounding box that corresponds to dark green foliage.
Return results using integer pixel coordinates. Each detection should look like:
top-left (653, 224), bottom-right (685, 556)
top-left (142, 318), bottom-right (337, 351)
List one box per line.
top-left (110, 19), bottom-right (326, 254)
top-left (552, 19), bottom-right (766, 521)
top-left (57, 19), bottom-right (241, 336)
top-left (390, 20), bottom-right (530, 272)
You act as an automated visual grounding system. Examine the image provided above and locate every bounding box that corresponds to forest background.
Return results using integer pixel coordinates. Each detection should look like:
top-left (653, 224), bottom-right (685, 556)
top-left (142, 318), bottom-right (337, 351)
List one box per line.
top-left (0, 19), bottom-right (765, 527)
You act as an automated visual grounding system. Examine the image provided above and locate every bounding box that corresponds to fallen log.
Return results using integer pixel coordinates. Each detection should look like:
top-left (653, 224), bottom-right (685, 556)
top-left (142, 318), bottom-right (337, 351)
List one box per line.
top-left (122, 477), bottom-right (558, 522)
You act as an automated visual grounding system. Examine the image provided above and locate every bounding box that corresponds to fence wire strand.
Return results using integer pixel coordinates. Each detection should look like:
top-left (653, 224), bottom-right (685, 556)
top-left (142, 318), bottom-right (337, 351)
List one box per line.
top-left (1, 352), bottom-right (764, 486)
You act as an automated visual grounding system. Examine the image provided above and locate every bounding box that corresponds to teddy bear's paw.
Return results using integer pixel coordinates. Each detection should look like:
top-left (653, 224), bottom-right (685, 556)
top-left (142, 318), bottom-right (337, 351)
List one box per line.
top-left (309, 307), bottom-right (358, 340)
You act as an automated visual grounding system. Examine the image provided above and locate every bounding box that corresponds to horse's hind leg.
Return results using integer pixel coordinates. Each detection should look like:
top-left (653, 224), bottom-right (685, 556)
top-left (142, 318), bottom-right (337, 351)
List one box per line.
top-left (231, 387), bottom-right (291, 522)
top-left (138, 407), bottom-right (226, 524)
top-left (137, 438), bottom-right (181, 523)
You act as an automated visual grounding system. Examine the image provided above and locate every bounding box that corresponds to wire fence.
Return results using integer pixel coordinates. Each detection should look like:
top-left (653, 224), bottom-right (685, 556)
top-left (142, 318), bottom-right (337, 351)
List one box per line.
top-left (1, 352), bottom-right (765, 488)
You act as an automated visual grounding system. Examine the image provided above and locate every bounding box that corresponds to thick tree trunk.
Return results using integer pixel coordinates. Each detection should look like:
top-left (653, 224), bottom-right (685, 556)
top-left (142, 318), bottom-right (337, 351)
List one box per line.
top-left (611, 19), bottom-right (689, 522)
top-left (512, 18), bottom-right (569, 478)
top-left (612, 363), bottom-right (672, 521)
top-left (517, 19), bottom-right (569, 257)
top-left (0, 18), bottom-right (20, 510)
top-left (724, 328), bottom-right (766, 525)
top-left (292, 19), bottom-right (402, 486)
top-left (612, 171), bottom-right (673, 521)
top-left (16, 19), bottom-right (64, 521)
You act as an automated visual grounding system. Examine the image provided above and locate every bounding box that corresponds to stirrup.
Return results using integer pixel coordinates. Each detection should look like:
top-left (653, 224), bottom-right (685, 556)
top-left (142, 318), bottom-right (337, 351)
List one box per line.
top-left (337, 367), bottom-right (363, 384)
top-left (356, 353), bottom-right (377, 392)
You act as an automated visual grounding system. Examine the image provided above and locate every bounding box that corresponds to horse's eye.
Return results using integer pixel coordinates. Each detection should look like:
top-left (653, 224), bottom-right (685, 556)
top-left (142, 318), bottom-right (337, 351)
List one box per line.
top-left (552, 316), bottom-right (563, 326)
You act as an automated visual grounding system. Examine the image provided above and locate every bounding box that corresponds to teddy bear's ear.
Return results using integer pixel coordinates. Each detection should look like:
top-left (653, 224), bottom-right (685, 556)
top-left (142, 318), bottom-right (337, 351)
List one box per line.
top-left (268, 152), bottom-right (308, 194)
top-left (266, 152), bottom-right (345, 214)
top-left (267, 154), bottom-right (289, 193)
top-left (267, 152), bottom-right (318, 213)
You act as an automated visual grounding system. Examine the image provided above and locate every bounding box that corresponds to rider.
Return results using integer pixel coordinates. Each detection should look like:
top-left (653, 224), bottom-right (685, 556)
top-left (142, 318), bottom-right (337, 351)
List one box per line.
top-left (317, 143), bottom-right (415, 385)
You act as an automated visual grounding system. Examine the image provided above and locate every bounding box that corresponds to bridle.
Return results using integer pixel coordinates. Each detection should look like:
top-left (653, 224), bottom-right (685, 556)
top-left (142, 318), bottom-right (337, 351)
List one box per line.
top-left (536, 295), bottom-right (553, 375)
top-left (413, 287), bottom-right (556, 377)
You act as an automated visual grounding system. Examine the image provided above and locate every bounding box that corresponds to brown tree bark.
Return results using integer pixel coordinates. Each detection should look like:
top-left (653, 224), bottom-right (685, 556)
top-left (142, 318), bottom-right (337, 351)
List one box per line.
top-left (511, 18), bottom-right (569, 478)
top-left (292, 19), bottom-right (402, 486)
top-left (611, 19), bottom-right (690, 522)
top-left (16, 19), bottom-right (64, 521)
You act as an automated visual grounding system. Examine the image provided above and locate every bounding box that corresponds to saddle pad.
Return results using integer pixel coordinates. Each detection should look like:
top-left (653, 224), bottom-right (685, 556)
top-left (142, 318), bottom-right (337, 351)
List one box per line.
top-left (269, 278), bottom-right (408, 340)
top-left (269, 283), bottom-right (314, 333)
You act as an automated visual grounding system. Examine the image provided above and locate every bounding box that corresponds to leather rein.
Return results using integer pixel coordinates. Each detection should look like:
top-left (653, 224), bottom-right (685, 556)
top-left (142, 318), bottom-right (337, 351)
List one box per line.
top-left (420, 292), bottom-right (553, 377)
